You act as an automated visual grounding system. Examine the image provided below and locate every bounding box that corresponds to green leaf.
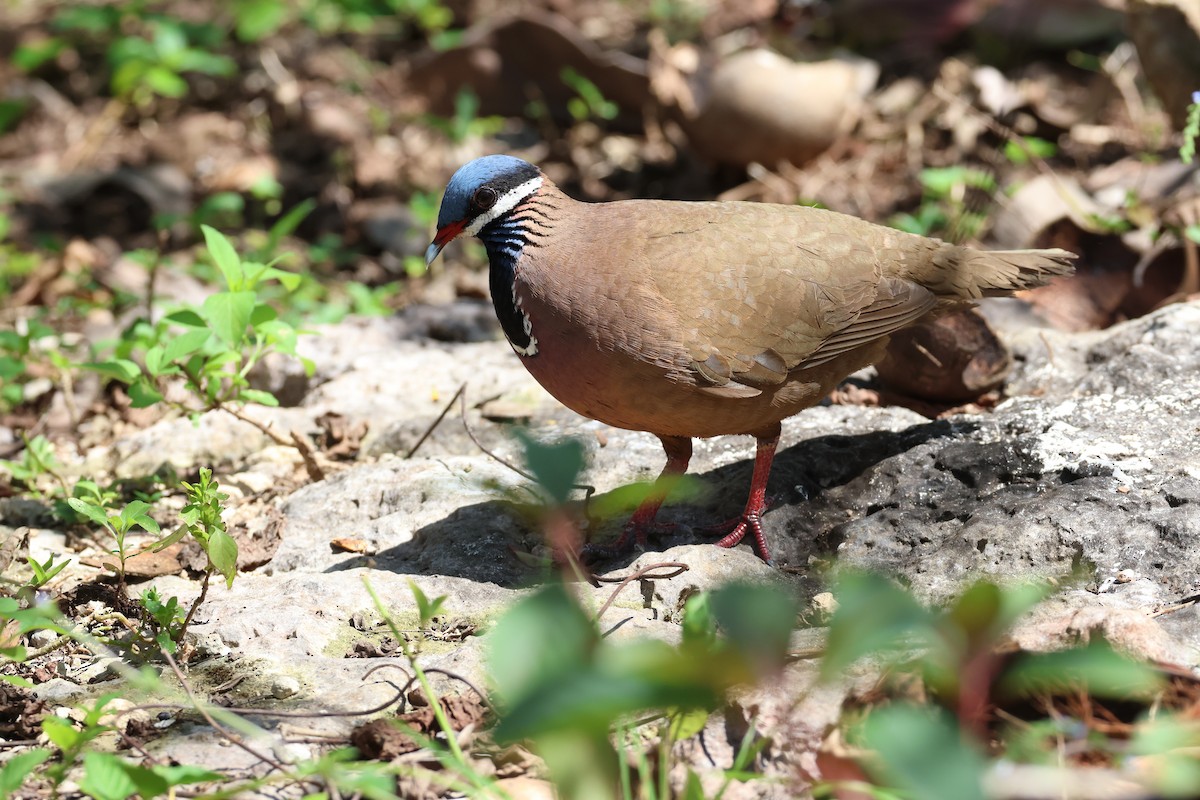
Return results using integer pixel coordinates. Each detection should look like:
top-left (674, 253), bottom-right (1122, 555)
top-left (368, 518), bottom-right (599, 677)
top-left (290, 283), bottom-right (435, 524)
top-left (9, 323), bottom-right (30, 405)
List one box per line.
top-left (860, 705), bottom-right (986, 800)
top-left (119, 501), bottom-right (161, 535)
top-left (488, 583), bottom-right (596, 713)
top-left (234, 0), bottom-right (288, 41)
top-left (262, 266), bottom-right (302, 291)
top-left (152, 525), bottom-right (189, 551)
top-left (708, 582), bottom-right (796, 672)
top-left (83, 359), bottom-right (142, 383)
top-left (173, 49), bottom-right (236, 78)
top-left (205, 529), bottom-right (239, 588)
top-left (513, 429), bottom-right (586, 505)
top-left (681, 592), bottom-right (717, 651)
top-left (236, 388), bottom-right (279, 407)
top-left (496, 640), bottom-right (720, 741)
top-left (249, 303), bottom-right (277, 326)
top-left (0, 674), bottom-right (34, 687)
top-left (202, 290), bottom-right (256, 347)
top-left (162, 328), bottom-right (212, 363)
top-left (81, 752), bottom-right (139, 800)
top-left (143, 345), bottom-right (165, 376)
top-left (267, 198), bottom-right (316, 244)
top-left (128, 379), bottom-right (165, 409)
top-left (535, 729), bottom-right (618, 800)
top-left (820, 572), bottom-right (934, 682)
top-left (0, 748), bottom-right (51, 798)
top-left (669, 707), bottom-right (710, 741)
top-left (201, 225), bottom-right (245, 290)
top-left (150, 764), bottom-right (223, 788)
top-left (152, 23), bottom-right (188, 58)
top-left (407, 579), bottom-right (448, 627)
top-left (998, 637), bottom-right (1165, 700)
top-left (143, 66), bottom-right (189, 99)
top-left (13, 39), bottom-right (64, 72)
top-left (41, 714), bottom-right (82, 751)
top-left (163, 309), bottom-right (207, 328)
top-left (117, 761), bottom-right (170, 800)
top-left (67, 498), bottom-right (113, 529)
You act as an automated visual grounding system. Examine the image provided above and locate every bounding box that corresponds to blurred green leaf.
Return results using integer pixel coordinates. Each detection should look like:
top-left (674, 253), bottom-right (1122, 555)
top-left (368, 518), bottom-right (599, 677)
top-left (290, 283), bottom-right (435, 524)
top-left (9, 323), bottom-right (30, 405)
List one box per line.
top-left (162, 328), bottom-right (211, 364)
top-left (998, 637), bottom-right (1165, 700)
top-left (0, 100), bottom-right (29, 135)
top-left (821, 572), bottom-right (934, 682)
top-left (681, 591), bottom-right (717, 651)
top-left (860, 705), bottom-right (986, 800)
top-left (83, 359), bottom-right (142, 383)
top-left (489, 583), bottom-right (595, 715)
top-left (81, 752), bottom-right (142, 800)
top-left (513, 429), bottom-right (586, 505)
top-left (234, 0), bottom-right (289, 41)
top-left (1004, 136), bottom-right (1058, 165)
top-left (535, 729), bottom-right (618, 800)
top-left (1130, 715), bottom-right (1200, 798)
top-left (708, 582), bottom-right (796, 672)
top-left (0, 748), bottom-right (50, 798)
top-left (128, 379), bottom-right (165, 408)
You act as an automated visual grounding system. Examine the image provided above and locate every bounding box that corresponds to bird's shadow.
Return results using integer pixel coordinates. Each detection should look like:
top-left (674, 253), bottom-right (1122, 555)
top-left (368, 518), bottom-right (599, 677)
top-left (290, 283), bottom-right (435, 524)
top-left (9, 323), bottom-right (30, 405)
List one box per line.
top-left (328, 418), bottom-right (967, 586)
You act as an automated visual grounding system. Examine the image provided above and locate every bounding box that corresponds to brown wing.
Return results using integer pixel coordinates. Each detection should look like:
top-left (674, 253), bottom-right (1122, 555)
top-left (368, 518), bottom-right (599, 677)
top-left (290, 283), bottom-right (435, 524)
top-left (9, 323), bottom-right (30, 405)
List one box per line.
top-left (625, 201), bottom-right (936, 394)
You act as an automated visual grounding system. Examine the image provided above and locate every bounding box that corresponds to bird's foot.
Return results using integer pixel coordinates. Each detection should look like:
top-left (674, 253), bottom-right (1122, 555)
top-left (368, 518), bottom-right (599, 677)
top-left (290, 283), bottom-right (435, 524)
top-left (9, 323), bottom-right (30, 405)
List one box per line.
top-left (712, 512), bottom-right (774, 565)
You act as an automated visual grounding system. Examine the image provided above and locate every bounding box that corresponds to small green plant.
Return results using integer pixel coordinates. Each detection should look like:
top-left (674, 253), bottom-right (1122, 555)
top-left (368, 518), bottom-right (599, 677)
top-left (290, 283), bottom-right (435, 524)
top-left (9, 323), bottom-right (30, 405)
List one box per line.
top-left (23, 553), bottom-right (71, 592)
top-left (138, 587), bottom-right (187, 652)
top-left (1003, 135), bottom-right (1058, 165)
top-left (817, 573), bottom-right (1170, 800)
top-left (83, 225), bottom-right (311, 416)
top-left (106, 19), bottom-right (235, 106)
top-left (15, 6), bottom-right (235, 109)
top-left (65, 497), bottom-right (161, 591)
top-left (176, 467), bottom-right (239, 589)
top-left (425, 88), bottom-right (505, 144)
top-left (889, 166), bottom-right (997, 240)
top-left (1180, 91), bottom-right (1200, 165)
top-left (0, 434), bottom-right (68, 497)
top-left (561, 67), bottom-right (618, 123)
top-left (0, 318), bottom-right (71, 413)
top-left (488, 581), bottom-right (793, 800)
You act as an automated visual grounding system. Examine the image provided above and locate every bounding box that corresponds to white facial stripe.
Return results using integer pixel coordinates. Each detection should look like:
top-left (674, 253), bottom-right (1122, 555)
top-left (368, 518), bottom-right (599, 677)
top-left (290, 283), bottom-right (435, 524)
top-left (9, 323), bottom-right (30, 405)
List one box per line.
top-left (464, 176), bottom-right (543, 236)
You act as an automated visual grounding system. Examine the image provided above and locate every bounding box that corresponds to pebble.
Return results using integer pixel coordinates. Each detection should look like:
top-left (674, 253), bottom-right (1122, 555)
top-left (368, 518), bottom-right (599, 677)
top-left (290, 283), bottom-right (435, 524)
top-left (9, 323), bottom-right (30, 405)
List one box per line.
top-left (270, 675), bottom-right (301, 699)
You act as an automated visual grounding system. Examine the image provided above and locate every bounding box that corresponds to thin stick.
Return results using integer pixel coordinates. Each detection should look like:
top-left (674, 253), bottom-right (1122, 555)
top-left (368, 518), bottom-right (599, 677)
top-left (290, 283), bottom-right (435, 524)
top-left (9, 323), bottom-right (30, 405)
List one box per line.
top-left (405, 382), bottom-right (466, 459)
top-left (458, 389), bottom-right (596, 500)
top-left (594, 561), bottom-right (689, 621)
top-left (161, 648), bottom-right (287, 774)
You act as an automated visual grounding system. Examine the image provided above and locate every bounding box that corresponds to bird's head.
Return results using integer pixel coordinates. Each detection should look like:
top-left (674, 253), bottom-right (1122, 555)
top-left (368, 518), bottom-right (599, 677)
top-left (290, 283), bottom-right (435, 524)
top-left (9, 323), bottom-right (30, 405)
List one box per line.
top-left (425, 155), bottom-right (543, 266)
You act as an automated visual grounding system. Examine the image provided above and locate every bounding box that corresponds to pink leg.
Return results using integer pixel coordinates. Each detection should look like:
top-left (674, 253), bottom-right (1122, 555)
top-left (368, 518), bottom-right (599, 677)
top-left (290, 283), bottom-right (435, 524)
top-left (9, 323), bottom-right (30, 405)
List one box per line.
top-left (610, 435), bottom-right (692, 551)
top-left (713, 425), bottom-right (780, 564)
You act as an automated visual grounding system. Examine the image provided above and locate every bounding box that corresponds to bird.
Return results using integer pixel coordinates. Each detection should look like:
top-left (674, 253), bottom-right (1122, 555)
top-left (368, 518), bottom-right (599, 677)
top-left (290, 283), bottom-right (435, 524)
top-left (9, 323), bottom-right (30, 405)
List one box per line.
top-left (425, 155), bottom-right (1076, 564)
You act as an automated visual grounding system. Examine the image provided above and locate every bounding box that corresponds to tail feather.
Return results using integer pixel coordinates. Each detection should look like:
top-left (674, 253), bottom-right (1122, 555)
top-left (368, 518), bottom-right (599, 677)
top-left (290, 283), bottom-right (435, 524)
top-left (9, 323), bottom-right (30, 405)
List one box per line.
top-left (927, 246), bottom-right (1077, 299)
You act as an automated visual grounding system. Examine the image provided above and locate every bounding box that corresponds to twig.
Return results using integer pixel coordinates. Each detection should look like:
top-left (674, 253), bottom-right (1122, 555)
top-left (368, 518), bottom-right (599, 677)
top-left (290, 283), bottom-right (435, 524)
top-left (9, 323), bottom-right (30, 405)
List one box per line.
top-left (180, 568), bottom-right (213, 637)
top-left (161, 647), bottom-right (288, 775)
top-left (220, 404), bottom-right (324, 482)
top-left (458, 388), bottom-right (595, 501)
top-left (593, 561), bottom-right (689, 621)
top-left (405, 383), bottom-right (466, 459)
top-left (422, 667), bottom-right (495, 713)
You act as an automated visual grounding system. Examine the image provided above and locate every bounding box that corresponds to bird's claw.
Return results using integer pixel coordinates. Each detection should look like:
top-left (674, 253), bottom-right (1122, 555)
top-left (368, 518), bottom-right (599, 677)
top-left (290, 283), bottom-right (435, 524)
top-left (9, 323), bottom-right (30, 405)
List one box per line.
top-left (707, 506), bottom-right (775, 564)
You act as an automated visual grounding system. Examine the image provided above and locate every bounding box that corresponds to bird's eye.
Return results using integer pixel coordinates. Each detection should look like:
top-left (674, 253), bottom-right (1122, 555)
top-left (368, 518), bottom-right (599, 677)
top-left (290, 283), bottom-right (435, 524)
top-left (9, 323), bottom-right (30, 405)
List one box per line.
top-left (473, 186), bottom-right (498, 210)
